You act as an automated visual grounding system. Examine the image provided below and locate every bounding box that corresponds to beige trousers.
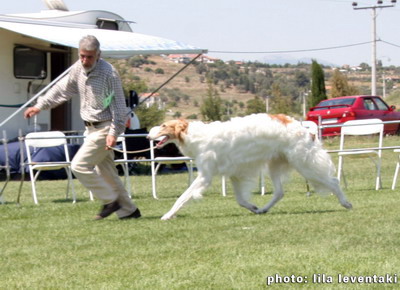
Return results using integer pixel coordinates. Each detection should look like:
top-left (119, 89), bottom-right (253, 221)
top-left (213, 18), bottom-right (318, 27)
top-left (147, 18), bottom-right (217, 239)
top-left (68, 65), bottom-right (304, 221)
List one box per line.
top-left (71, 122), bottom-right (137, 218)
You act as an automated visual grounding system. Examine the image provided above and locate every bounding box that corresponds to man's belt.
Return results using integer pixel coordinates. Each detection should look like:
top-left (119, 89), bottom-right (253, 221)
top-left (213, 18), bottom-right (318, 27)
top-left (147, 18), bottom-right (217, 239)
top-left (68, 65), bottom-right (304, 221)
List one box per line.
top-left (83, 120), bottom-right (110, 127)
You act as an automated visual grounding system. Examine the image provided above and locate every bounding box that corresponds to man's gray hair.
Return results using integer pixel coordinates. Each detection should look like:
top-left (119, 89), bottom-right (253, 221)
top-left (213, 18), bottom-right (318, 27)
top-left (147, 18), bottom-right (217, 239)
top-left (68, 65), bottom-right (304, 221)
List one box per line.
top-left (79, 35), bottom-right (101, 53)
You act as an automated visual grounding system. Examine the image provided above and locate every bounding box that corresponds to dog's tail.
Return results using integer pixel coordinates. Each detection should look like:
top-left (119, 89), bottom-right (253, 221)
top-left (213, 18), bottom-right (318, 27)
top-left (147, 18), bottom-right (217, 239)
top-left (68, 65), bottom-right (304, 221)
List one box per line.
top-left (288, 132), bottom-right (338, 195)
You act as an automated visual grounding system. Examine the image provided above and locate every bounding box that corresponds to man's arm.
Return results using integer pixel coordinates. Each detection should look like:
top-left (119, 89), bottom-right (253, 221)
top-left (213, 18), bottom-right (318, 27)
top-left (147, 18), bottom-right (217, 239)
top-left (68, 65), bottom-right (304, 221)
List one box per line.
top-left (24, 107), bottom-right (41, 119)
top-left (107, 68), bottom-right (128, 137)
top-left (23, 64), bottom-right (78, 120)
top-left (105, 134), bottom-right (117, 150)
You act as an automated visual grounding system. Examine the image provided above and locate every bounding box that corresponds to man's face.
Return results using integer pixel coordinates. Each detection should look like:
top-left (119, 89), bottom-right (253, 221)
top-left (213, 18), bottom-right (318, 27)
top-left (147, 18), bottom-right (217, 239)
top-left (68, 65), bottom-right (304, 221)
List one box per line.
top-left (79, 49), bottom-right (99, 71)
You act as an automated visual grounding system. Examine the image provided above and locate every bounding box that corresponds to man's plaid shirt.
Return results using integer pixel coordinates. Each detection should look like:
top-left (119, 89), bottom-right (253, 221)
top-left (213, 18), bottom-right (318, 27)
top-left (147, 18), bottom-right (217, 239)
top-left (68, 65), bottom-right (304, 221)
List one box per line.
top-left (35, 59), bottom-right (128, 137)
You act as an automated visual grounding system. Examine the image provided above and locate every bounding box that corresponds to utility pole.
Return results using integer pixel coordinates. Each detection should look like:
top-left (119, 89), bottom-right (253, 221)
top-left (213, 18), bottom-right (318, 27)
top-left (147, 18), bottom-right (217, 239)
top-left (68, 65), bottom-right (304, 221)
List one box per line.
top-left (265, 96), bottom-right (270, 113)
top-left (382, 73), bottom-right (386, 99)
top-left (302, 92), bottom-right (309, 119)
top-left (352, 1), bottom-right (396, 96)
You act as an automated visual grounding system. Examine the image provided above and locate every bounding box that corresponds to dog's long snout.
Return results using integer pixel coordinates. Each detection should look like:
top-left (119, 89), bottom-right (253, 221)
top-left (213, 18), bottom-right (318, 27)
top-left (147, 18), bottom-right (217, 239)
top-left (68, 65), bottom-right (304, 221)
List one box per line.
top-left (147, 126), bottom-right (161, 140)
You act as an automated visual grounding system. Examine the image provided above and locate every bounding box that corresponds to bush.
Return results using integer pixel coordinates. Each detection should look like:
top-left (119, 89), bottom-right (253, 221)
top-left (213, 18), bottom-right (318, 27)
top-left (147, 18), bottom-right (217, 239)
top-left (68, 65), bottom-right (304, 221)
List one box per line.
top-left (134, 104), bottom-right (165, 130)
top-left (173, 111), bottom-right (182, 118)
top-left (187, 114), bottom-right (197, 119)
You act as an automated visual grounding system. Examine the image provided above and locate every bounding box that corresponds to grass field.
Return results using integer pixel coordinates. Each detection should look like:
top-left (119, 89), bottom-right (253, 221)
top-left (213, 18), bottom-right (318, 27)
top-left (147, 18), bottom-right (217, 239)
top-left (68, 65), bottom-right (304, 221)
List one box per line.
top-left (1, 136), bottom-right (400, 289)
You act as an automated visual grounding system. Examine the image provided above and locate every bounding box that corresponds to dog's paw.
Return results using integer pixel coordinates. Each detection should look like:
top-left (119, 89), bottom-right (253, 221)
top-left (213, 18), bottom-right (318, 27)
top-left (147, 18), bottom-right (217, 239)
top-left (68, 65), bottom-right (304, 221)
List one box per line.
top-left (342, 202), bottom-right (353, 210)
top-left (245, 205), bottom-right (258, 214)
top-left (255, 208), bottom-right (268, 214)
top-left (161, 214), bottom-right (176, 220)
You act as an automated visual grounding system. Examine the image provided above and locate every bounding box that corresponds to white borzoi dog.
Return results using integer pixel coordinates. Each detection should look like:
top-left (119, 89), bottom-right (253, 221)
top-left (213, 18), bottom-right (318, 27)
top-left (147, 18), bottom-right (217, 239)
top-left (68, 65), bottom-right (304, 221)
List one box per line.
top-left (148, 113), bottom-right (352, 220)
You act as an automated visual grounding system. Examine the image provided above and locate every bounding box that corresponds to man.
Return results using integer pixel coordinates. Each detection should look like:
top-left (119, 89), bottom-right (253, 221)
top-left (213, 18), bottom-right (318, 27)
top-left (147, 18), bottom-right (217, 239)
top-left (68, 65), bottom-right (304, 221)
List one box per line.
top-left (24, 35), bottom-right (141, 220)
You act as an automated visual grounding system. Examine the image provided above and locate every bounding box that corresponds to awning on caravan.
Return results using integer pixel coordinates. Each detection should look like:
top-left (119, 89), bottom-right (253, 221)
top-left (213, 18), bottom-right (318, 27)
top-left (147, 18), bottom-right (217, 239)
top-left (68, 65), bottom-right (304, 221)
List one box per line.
top-left (0, 21), bottom-right (207, 58)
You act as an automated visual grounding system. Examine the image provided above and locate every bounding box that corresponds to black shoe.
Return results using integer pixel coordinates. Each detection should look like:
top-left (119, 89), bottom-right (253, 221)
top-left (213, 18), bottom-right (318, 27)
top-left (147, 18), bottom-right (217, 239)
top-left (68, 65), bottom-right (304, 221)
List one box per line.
top-left (120, 208), bottom-right (141, 220)
top-left (95, 201), bottom-right (121, 220)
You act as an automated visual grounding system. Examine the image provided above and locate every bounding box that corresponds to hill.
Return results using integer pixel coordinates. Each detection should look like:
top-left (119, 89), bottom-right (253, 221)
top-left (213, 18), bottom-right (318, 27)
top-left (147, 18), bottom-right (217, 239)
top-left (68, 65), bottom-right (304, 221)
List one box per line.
top-left (111, 55), bottom-right (400, 121)
top-left (113, 55), bottom-right (257, 120)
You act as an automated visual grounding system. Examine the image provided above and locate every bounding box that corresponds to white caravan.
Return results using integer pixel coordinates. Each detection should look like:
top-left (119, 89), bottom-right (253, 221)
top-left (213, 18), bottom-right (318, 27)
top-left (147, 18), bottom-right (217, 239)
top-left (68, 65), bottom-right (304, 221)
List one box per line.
top-left (0, 1), bottom-right (205, 140)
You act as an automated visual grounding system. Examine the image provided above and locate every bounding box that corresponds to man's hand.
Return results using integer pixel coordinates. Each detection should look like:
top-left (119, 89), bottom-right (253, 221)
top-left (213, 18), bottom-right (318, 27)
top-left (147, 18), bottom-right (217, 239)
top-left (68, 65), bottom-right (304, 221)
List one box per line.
top-left (106, 135), bottom-right (117, 150)
top-left (24, 107), bottom-right (41, 119)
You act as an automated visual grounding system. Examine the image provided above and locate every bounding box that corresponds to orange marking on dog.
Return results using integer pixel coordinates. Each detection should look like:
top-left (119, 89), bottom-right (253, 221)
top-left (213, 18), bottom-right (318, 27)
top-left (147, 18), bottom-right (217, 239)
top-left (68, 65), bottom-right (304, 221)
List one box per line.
top-left (175, 119), bottom-right (188, 143)
top-left (270, 114), bottom-right (292, 125)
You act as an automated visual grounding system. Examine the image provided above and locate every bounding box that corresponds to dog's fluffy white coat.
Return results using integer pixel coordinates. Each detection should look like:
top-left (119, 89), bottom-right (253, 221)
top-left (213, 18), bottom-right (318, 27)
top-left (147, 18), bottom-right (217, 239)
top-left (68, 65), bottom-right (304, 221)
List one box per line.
top-left (148, 113), bottom-right (352, 220)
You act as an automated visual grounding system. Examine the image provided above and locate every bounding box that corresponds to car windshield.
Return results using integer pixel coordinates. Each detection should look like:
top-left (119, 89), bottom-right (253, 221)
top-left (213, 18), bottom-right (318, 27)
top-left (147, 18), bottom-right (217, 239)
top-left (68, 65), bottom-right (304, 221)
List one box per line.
top-left (313, 98), bottom-right (355, 111)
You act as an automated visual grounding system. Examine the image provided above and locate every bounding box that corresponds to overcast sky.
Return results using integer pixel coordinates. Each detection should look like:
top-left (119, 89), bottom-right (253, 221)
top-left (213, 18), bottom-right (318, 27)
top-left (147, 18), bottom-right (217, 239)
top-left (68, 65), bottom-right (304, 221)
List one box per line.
top-left (2, 0), bottom-right (400, 66)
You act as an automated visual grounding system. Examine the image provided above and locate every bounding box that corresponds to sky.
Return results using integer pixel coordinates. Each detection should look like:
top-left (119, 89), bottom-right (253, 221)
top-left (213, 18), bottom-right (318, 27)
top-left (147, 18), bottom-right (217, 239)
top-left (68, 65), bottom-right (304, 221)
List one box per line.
top-left (2, 0), bottom-right (400, 67)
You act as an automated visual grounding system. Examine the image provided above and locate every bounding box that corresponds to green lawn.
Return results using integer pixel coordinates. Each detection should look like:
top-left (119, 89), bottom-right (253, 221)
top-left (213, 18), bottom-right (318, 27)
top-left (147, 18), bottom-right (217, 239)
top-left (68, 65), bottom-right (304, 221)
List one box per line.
top-left (1, 136), bottom-right (400, 289)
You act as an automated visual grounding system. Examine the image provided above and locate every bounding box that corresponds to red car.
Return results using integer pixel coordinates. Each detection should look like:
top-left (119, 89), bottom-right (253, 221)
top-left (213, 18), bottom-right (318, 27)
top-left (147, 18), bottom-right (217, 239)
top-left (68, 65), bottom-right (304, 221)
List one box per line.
top-left (306, 95), bottom-right (400, 136)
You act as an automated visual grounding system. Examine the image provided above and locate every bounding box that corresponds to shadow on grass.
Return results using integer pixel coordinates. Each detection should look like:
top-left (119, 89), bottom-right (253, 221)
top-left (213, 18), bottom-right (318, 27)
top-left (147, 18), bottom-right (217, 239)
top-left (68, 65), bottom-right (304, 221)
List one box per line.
top-left (92, 215), bottom-right (163, 222)
top-left (0, 200), bottom-right (19, 205)
top-left (269, 208), bottom-right (347, 215)
top-left (199, 208), bottom-right (349, 220)
top-left (52, 198), bottom-right (92, 204)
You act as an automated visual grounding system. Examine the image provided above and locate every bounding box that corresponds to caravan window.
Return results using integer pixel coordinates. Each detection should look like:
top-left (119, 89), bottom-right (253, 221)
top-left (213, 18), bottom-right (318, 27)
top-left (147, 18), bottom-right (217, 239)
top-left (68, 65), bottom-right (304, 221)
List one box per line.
top-left (96, 19), bottom-right (118, 30)
top-left (14, 46), bottom-right (47, 79)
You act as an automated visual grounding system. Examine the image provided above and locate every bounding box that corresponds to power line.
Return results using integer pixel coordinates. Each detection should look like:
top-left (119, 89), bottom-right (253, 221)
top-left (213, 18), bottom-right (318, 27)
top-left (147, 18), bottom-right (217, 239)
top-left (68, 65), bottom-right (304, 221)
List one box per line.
top-left (208, 39), bottom-right (400, 55)
top-left (208, 40), bottom-right (374, 54)
top-left (381, 39), bottom-right (400, 48)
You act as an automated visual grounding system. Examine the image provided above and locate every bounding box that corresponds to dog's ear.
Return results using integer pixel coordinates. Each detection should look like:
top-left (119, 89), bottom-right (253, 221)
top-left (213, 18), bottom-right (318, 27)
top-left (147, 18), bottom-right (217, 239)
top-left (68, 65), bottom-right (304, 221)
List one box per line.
top-left (175, 119), bottom-right (188, 143)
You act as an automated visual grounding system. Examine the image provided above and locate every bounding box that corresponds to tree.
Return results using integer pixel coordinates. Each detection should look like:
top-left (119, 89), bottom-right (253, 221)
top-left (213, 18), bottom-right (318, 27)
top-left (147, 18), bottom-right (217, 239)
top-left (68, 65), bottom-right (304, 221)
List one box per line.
top-left (294, 70), bottom-right (310, 88)
top-left (269, 83), bottom-right (293, 115)
top-left (359, 62), bottom-right (370, 70)
top-left (195, 62), bottom-right (208, 75)
top-left (310, 60), bottom-right (327, 107)
top-left (173, 111), bottom-right (182, 118)
top-left (200, 80), bottom-right (223, 121)
top-left (128, 55), bottom-right (155, 67)
top-left (122, 79), bottom-right (148, 97)
top-left (246, 96), bottom-right (265, 115)
top-left (330, 69), bottom-right (360, 98)
top-left (135, 104), bottom-right (165, 131)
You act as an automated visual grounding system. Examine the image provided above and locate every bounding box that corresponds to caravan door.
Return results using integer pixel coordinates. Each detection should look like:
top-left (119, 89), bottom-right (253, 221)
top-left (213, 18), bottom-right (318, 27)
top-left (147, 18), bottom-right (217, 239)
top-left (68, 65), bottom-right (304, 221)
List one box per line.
top-left (50, 47), bottom-right (72, 132)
